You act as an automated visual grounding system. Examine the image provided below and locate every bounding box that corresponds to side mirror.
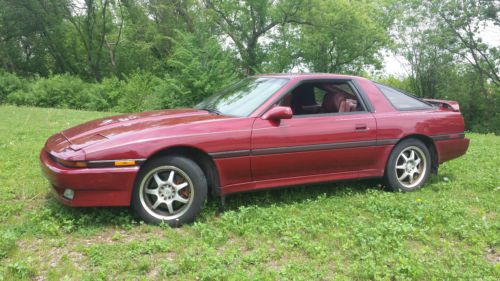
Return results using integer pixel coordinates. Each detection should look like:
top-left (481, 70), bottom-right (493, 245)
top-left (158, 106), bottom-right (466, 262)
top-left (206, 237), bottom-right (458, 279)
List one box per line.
top-left (262, 106), bottom-right (293, 121)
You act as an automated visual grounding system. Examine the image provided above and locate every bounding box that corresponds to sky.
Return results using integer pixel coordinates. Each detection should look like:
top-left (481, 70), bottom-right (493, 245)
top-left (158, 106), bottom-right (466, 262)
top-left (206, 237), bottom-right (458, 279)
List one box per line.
top-left (383, 22), bottom-right (500, 77)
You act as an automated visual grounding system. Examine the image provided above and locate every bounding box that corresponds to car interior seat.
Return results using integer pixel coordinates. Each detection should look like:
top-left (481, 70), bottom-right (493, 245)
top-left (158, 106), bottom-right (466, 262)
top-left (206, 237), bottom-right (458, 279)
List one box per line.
top-left (322, 92), bottom-right (357, 113)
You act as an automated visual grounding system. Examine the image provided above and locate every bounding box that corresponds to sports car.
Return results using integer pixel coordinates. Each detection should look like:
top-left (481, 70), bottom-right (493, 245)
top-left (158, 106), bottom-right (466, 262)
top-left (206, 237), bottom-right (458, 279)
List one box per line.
top-left (40, 73), bottom-right (470, 225)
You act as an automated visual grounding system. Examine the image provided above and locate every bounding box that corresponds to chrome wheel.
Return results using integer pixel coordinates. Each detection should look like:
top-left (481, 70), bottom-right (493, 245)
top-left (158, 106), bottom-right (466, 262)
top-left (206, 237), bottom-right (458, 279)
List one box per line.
top-left (139, 166), bottom-right (194, 220)
top-left (394, 146), bottom-right (427, 189)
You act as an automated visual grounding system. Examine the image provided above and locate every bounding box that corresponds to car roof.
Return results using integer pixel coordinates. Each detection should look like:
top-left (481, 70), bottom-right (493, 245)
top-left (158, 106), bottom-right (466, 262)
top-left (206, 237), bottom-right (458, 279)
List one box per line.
top-left (256, 73), bottom-right (361, 80)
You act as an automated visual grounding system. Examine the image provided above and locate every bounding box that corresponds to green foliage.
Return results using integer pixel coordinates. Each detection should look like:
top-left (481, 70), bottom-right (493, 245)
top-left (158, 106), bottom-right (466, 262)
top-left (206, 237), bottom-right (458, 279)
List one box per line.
top-left (376, 75), bottom-right (413, 93)
top-left (436, 69), bottom-right (499, 134)
top-left (0, 231), bottom-right (16, 259)
top-left (113, 72), bottom-right (165, 112)
top-left (5, 260), bottom-right (36, 280)
top-left (0, 0), bottom-right (497, 132)
top-left (115, 33), bottom-right (238, 112)
top-left (0, 33), bottom-right (239, 113)
top-left (388, 0), bottom-right (500, 133)
top-left (0, 105), bottom-right (499, 279)
top-left (203, 0), bottom-right (308, 74)
top-left (0, 72), bottom-right (25, 104)
top-left (0, 0), bottom-right (498, 277)
top-left (160, 32), bottom-right (239, 108)
top-left (7, 74), bottom-right (108, 110)
top-left (291, 0), bottom-right (394, 73)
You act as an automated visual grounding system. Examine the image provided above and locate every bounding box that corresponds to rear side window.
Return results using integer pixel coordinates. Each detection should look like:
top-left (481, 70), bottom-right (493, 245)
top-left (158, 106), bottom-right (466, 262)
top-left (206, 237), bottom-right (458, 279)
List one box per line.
top-left (376, 83), bottom-right (432, 110)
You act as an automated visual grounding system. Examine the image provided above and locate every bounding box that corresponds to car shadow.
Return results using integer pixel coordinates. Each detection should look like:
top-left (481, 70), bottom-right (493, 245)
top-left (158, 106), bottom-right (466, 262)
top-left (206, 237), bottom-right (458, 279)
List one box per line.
top-left (38, 178), bottom-right (385, 230)
top-left (39, 195), bottom-right (135, 231)
top-left (211, 178), bottom-right (385, 212)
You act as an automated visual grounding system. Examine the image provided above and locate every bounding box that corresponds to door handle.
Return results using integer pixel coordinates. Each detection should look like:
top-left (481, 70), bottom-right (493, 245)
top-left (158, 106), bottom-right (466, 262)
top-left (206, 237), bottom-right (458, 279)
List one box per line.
top-left (355, 124), bottom-right (367, 130)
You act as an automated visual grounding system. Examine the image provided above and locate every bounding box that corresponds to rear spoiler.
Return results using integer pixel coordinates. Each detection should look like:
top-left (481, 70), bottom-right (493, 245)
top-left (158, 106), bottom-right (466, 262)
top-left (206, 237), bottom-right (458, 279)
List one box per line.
top-left (423, 99), bottom-right (460, 112)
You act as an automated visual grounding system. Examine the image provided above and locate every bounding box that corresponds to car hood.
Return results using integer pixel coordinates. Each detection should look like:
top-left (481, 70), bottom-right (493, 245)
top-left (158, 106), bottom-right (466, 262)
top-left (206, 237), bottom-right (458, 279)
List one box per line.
top-left (59, 108), bottom-right (228, 151)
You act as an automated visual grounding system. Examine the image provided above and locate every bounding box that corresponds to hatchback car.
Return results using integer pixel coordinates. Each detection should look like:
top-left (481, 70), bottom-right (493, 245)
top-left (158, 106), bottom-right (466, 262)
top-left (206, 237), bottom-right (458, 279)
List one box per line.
top-left (40, 74), bottom-right (469, 225)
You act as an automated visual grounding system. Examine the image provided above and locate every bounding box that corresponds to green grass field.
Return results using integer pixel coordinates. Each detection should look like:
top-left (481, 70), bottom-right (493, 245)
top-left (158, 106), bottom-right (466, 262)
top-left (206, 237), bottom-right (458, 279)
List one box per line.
top-left (0, 105), bottom-right (498, 280)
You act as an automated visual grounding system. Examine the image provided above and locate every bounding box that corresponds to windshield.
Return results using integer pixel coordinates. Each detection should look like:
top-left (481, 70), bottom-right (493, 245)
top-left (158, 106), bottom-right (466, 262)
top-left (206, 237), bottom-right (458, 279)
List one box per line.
top-left (195, 77), bottom-right (289, 117)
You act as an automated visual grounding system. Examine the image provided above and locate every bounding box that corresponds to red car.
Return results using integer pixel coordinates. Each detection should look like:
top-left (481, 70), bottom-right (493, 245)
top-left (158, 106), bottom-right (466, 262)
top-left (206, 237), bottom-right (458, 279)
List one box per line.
top-left (40, 74), bottom-right (469, 225)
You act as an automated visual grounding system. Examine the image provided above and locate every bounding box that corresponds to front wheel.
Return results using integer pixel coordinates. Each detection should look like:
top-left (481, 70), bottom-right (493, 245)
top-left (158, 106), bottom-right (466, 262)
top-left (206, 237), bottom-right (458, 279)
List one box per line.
top-left (385, 139), bottom-right (431, 192)
top-left (131, 156), bottom-right (207, 226)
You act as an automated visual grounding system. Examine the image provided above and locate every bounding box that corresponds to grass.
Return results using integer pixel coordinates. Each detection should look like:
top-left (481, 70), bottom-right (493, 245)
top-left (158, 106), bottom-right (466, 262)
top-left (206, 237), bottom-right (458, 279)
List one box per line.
top-left (0, 105), bottom-right (498, 280)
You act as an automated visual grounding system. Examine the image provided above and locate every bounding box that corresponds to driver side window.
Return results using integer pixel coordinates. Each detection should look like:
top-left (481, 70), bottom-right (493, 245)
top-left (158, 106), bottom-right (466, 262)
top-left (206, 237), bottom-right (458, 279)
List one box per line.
top-left (277, 81), bottom-right (365, 116)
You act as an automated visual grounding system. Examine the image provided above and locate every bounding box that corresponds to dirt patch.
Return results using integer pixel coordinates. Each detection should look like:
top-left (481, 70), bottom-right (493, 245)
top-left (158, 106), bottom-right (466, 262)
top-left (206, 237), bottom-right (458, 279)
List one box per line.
top-left (78, 226), bottom-right (170, 245)
top-left (485, 247), bottom-right (499, 264)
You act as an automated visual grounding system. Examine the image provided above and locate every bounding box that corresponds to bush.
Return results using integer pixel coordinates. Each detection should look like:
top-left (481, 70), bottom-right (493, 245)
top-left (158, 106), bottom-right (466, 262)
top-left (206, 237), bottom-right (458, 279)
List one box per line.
top-left (4, 72), bottom-right (181, 113)
top-left (1, 32), bottom-right (240, 113)
top-left (2, 68), bottom-right (497, 135)
top-left (0, 72), bottom-right (26, 104)
top-left (159, 32), bottom-right (239, 108)
top-left (7, 74), bottom-right (107, 110)
top-left (114, 72), bottom-right (165, 112)
top-left (114, 33), bottom-right (238, 112)
top-left (97, 77), bottom-right (124, 110)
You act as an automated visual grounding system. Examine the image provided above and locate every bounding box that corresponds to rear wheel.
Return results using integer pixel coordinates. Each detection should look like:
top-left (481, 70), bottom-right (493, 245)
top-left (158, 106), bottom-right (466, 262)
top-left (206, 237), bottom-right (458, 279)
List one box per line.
top-left (131, 156), bottom-right (207, 226)
top-left (385, 139), bottom-right (431, 192)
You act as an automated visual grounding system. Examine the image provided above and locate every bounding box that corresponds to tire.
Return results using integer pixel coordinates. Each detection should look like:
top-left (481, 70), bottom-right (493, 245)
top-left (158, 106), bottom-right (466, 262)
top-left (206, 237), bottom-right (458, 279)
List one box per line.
top-left (131, 156), bottom-right (207, 226)
top-left (385, 139), bottom-right (431, 192)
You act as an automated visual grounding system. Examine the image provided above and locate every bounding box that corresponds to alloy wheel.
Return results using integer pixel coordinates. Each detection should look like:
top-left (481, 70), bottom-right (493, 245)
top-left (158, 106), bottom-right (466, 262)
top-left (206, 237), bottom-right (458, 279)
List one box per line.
top-left (139, 166), bottom-right (194, 220)
top-left (394, 146), bottom-right (427, 189)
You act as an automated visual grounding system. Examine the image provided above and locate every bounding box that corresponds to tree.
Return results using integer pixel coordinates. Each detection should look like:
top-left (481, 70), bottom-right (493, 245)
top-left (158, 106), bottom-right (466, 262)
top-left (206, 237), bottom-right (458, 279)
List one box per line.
top-left (203, 0), bottom-right (310, 74)
top-left (63, 0), bottom-right (113, 81)
top-left (393, 0), bottom-right (499, 132)
top-left (397, 0), bottom-right (499, 96)
top-left (0, 0), bottom-right (77, 75)
top-left (395, 7), bottom-right (454, 98)
top-left (433, 0), bottom-right (499, 87)
top-left (261, 0), bottom-right (398, 74)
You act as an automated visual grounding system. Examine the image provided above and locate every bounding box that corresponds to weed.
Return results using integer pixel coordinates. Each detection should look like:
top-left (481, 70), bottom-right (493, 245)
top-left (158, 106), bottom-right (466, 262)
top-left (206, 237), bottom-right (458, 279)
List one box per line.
top-left (0, 105), bottom-right (498, 280)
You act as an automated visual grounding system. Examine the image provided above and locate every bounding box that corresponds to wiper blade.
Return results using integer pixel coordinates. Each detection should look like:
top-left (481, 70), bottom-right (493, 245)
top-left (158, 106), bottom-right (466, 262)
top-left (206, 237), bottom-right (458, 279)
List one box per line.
top-left (201, 107), bottom-right (222, 115)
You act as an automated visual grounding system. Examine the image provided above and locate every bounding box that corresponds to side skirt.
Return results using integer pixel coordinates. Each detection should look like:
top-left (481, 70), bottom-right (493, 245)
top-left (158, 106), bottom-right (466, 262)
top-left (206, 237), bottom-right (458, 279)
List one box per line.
top-left (220, 168), bottom-right (382, 196)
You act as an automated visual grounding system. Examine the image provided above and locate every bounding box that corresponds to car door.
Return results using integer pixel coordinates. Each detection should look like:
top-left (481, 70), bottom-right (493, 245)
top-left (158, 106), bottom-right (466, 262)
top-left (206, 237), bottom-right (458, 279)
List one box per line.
top-left (250, 81), bottom-right (381, 182)
top-left (251, 114), bottom-right (380, 181)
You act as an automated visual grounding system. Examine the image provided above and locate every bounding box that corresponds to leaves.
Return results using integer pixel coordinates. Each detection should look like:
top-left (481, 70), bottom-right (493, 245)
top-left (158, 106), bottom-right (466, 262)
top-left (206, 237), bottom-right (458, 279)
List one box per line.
top-left (0, 0), bottom-right (497, 132)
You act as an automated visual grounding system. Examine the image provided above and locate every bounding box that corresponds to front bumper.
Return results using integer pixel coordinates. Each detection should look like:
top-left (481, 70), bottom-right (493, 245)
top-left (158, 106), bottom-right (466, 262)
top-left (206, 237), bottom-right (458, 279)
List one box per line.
top-left (40, 150), bottom-right (139, 207)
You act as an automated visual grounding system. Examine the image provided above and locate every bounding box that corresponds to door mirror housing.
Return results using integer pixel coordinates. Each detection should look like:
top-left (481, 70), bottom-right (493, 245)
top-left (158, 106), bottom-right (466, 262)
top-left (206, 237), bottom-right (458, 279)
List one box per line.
top-left (262, 106), bottom-right (293, 121)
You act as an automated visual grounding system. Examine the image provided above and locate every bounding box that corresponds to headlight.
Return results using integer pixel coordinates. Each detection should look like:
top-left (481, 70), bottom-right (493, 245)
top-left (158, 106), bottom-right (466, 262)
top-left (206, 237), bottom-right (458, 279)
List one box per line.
top-left (49, 152), bottom-right (144, 168)
top-left (54, 157), bottom-right (88, 168)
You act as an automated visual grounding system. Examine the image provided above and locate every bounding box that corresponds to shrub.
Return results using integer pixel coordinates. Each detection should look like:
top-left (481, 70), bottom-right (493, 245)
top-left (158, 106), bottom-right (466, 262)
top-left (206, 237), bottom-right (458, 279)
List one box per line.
top-left (114, 72), bottom-right (165, 112)
top-left (7, 74), bottom-right (106, 110)
top-left (115, 33), bottom-right (239, 112)
top-left (1, 33), bottom-right (240, 113)
top-left (97, 77), bottom-right (124, 110)
top-left (159, 32), bottom-right (239, 109)
top-left (0, 72), bottom-right (26, 104)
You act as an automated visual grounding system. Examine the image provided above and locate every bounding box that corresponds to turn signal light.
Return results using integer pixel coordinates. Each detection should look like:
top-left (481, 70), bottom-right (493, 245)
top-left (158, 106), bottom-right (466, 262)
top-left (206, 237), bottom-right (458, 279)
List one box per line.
top-left (114, 160), bottom-right (136, 166)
